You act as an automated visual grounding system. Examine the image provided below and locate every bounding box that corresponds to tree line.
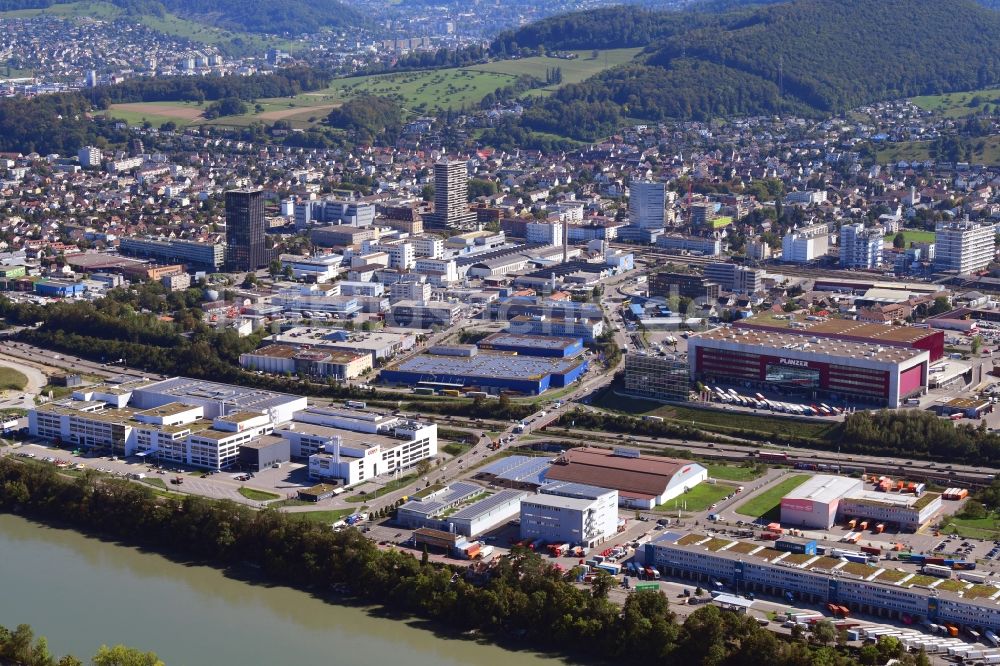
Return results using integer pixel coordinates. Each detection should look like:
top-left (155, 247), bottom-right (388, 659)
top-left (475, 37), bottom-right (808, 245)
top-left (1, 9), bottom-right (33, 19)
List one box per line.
top-left (0, 622), bottom-right (161, 666)
top-left (0, 458), bottom-right (894, 665)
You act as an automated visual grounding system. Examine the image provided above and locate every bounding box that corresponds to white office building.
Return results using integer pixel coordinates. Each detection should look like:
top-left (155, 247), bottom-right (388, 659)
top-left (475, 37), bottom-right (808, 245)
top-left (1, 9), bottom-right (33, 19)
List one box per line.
top-left (934, 219), bottom-right (996, 274)
top-left (782, 223), bottom-right (830, 263)
top-left (390, 280), bottom-right (432, 303)
top-left (629, 181), bottom-right (666, 229)
top-left (364, 240), bottom-right (415, 270)
top-left (279, 253), bottom-right (343, 283)
top-left (520, 481), bottom-right (620, 548)
top-left (412, 236), bottom-right (444, 259)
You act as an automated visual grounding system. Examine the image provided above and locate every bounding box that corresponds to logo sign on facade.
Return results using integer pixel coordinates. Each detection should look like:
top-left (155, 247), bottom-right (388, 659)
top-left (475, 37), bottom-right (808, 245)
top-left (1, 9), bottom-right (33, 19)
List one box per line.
top-left (779, 358), bottom-right (810, 368)
top-left (782, 498), bottom-right (815, 513)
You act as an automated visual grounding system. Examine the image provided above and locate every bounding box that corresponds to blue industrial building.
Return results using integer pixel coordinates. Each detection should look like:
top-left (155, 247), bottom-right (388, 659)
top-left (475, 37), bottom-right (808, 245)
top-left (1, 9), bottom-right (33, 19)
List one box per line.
top-left (380, 348), bottom-right (588, 395)
top-left (34, 280), bottom-right (86, 298)
top-left (645, 532), bottom-right (1000, 632)
top-left (477, 332), bottom-right (584, 359)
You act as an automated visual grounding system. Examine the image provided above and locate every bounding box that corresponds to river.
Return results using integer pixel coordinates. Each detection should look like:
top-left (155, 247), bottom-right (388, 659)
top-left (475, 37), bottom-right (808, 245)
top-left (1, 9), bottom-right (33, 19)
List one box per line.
top-left (0, 514), bottom-right (566, 666)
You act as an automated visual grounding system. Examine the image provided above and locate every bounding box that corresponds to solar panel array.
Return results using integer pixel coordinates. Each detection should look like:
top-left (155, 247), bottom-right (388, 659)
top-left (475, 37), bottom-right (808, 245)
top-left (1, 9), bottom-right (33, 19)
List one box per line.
top-left (479, 455), bottom-right (554, 484)
top-left (449, 489), bottom-right (526, 521)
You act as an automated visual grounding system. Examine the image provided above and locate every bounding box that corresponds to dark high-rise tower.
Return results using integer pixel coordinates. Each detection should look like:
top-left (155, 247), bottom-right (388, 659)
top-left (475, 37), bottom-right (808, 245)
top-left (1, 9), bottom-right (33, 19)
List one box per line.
top-left (225, 189), bottom-right (266, 272)
top-left (427, 160), bottom-right (475, 230)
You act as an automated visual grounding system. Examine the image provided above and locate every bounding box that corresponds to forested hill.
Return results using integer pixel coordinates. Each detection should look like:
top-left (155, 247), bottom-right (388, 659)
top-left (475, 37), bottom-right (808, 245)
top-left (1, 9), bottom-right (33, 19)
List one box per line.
top-left (489, 0), bottom-right (1000, 140)
top-left (0, 0), bottom-right (365, 34)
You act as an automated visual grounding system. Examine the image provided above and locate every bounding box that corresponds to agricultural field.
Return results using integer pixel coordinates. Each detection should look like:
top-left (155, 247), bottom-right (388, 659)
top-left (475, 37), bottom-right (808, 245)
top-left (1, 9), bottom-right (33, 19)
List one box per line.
top-left (0, 0), bottom-right (121, 19)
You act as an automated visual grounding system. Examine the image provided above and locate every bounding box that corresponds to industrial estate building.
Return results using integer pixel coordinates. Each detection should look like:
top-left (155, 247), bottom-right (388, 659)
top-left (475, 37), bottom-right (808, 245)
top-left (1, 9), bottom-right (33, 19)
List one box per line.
top-left (27, 378), bottom-right (437, 479)
top-left (239, 344), bottom-right (372, 380)
top-left (397, 482), bottom-right (527, 537)
top-left (543, 447), bottom-right (707, 510)
top-left (688, 326), bottom-right (930, 408)
top-left (476, 332), bottom-right (584, 358)
top-left (282, 405), bottom-right (437, 487)
top-left (645, 531), bottom-right (1000, 633)
top-left (780, 474), bottom-right (942, 531)
top-left (380, 344), bottom-right (588, 395)
top-left (262, 327), bottom-right (417, 363)
top-left (519, 481), bottom-right (620, 548)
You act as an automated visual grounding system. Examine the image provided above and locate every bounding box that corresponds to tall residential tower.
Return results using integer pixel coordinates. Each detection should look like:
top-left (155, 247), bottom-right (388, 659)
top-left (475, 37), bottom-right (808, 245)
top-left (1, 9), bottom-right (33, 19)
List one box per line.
top-left (427, 160), bottom-right (475, 230)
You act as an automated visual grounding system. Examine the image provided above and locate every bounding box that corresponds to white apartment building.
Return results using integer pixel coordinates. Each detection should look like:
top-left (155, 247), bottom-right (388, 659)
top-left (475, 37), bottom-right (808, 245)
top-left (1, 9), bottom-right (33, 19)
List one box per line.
top-left (78, 146), bottom-right (102, 168)
top-left (934, 219), bottom-right (996, 274)
top-left (839, 223), bottom-right (883, 269)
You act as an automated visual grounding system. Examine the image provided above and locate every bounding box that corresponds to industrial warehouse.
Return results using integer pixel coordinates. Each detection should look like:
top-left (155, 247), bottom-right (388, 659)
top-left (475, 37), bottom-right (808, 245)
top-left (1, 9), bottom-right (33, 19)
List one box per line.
top-left (379, 342), bottom-right (588, 395)
top-left (644, 531), bottom-right (1000, 635)
top-left (687, 326), bottom-right (930, 408)
top-left (543, 447), bottom-right (708, 510)
top-left (780, 474), bottom-right (943, 532)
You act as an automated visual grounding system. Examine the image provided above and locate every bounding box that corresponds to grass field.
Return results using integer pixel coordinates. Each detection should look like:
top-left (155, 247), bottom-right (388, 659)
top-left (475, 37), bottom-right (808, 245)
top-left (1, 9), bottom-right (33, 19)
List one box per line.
top-left (592, 387), bottom-right (837, 442)
top-left (655, 483), bottom-right (731, 513)
top-left (910, 87), bottom-right (1000, 118)
top-left (102, 47), bottom-right (639, 130)
top-left (943, 513), bottom-right (1000, 539)
top-left (877, 134), bottom-right (1000, 166)
top-left (293, 508), bottom-right (356, 524)
top-left (884, 230), bottom-right (935, 245)
top-left (0, 367), bottom-right (27, 391)
top-left (237, 487), bottom-right (281, 501)
top-left (706, 463), bottom-right (765, 482)
top-left (344, 473), bottom-right (417, 502)
top-left (735, 474), bottom-right (810, 520)
top-left (465, 48), bottom-right (643, 96)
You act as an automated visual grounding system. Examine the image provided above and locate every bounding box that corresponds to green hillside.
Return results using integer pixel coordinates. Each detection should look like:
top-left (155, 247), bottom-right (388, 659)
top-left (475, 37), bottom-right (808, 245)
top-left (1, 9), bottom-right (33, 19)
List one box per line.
top-left (0, 0), bottom-right (364, 34)
top-left (492, 0), bottom-right (1000, 139)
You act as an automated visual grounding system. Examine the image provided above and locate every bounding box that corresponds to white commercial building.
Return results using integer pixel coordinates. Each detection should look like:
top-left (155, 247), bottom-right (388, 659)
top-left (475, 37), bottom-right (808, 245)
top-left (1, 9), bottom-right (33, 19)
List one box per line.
top-left (390, 280), bottom-right (432, 303)
top-left (412, 236), bottom-right (444, 259)
top-left (934, 219), bottom-right (996, 274)
top-left (279, 253), bottom-right (343, 283)
top-left (519, 481), bottom-right (619, 548)
top-left (365, 240), bottom-right (415, 270)
top-left (397, 483), bottom-right (526, 537)
top-left (782, 223), bottom-right (830, 263)
top-left (130, 376), bottom-right (307, 424)
top-left (526, 221), bottom-right (563, 245)
top-left (278, 405), bottom-right (437, 487)
top-left (629, 181), bottom-right (666, 229)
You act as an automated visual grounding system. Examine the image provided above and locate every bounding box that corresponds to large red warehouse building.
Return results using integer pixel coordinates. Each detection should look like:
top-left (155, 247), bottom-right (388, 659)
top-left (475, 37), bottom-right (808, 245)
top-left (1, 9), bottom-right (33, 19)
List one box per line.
top-left (688, 327), bottom-right (929, 408)
top-left (733, 315), bottom-right (944, 362)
